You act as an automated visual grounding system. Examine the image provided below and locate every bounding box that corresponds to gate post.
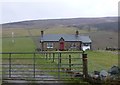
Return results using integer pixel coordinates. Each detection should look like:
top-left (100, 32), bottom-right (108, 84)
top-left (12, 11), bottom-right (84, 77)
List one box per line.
top-left (82, 53), bottom-right (88, 79)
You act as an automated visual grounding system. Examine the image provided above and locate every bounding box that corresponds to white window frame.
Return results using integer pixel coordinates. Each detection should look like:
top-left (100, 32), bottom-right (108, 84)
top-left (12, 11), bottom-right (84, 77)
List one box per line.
top-left (47, 43), bottom-right (53, 48)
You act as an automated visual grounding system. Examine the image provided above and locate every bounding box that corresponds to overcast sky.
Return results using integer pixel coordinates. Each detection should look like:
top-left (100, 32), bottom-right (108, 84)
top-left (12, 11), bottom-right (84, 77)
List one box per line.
top-left (0, 0), bottom-right (119, 24)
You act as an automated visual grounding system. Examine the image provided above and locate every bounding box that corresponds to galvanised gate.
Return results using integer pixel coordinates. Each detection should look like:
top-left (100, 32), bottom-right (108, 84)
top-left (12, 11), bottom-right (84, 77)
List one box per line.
top-left (1, 51), bottom-right (88, 83)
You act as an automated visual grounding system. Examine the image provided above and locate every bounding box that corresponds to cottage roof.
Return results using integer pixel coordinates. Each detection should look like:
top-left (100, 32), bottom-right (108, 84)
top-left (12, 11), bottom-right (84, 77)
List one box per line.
top-left (40, 34), bottom-right (91, 43)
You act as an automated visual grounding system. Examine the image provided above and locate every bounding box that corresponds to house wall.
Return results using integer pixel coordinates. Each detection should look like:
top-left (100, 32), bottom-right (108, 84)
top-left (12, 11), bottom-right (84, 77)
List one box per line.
top-left (65, 42), bottom-right (81, 50)
top-left (41, 41), bottom-right (58, 51)
top-left (42, 41), bottom-right (82, 51)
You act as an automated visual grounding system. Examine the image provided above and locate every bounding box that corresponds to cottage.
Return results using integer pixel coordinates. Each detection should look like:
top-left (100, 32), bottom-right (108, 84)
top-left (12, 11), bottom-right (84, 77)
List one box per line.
top-left (40, 31), bottom-right (92, 51)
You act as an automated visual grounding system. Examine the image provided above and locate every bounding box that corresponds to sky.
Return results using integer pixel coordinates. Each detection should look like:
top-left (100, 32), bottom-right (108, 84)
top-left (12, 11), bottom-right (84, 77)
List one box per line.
top-left (0, 0), bottom-right (119, 24)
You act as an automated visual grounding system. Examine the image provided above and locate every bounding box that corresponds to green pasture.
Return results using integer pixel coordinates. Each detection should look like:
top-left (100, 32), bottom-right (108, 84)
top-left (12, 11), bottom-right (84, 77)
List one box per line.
top-left (2, 37), bottom-right (36, 52)
top-left (86, 51), bottom-right (118, 72)
top-left (1, 27), bottom-right (118, 84)
top-left (2, 35), bottom-right (118, 72)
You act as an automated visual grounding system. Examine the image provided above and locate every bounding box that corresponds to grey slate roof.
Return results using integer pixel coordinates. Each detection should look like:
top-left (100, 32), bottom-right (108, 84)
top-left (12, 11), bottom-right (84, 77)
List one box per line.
top-left (40, 34), bottom-right (91, 43)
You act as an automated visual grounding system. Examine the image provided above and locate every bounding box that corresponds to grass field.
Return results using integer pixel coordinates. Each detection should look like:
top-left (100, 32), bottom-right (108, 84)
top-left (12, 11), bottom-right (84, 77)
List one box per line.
top-left (2, 36), bottom-right (118, 72)
top-left (1, 27), bottom-right (118, 84)
top-left (86, 51), bottom-right (118, 72)
top-left (2, 37), bottom-right (36, 52)
top-left (2, 27), bottom-right (118, 69)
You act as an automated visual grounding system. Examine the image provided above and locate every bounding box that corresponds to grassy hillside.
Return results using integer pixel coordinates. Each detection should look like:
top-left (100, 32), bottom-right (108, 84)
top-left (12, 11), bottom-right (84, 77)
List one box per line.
top-left (80, 31), bottom-right (118, 50)
top-left (2, 17), bottom-right (117, 31)
top-left (2, 28), bottom-right (30, 37)
top-left (2, 26), bottom-right (118, 50)
top-left (2, 27), bottom-right (89, 37)
top-left (2, 17), bottom-right (118, 50)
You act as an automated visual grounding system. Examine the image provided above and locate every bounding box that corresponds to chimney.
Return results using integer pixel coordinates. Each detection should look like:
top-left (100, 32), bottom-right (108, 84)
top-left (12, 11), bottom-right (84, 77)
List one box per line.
top-left (41, 30), bottom-right (44, 37)
top-left (41, 30), bottom-right (44, 51)
top-left (75, 30), bottom-right (79, 37)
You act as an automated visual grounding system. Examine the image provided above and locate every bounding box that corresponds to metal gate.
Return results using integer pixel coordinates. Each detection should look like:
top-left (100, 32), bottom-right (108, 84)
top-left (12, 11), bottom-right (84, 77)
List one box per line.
top-left (1, 51), bottom-right (88, 83)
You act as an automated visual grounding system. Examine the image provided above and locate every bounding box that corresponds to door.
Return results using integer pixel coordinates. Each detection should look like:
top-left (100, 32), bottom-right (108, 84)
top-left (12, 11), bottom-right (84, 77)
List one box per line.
top-left (60, 42), bottom-right (64, 51)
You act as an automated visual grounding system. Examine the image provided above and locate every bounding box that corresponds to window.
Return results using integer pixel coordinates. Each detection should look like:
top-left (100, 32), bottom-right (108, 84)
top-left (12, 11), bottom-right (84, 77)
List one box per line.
top-left (83, 43), bottom-right (89, 46)
top-left (71, 43), bottom-right (76, 48)
top-left (47, 43), bottom-right (53, 48)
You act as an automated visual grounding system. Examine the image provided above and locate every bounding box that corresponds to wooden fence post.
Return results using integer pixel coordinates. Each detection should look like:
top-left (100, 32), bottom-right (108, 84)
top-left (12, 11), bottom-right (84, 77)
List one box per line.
top-left (52, 53), bottom-right (55, 62)
top-left (82, 53), bottom-right (88, 79)
top-left (33, 53), bottom-right (36, 78)
top-left (49, 53), bottom-right (51, 60)
top-left (9, 53), bottom-right (11, 78)
top-left (59, 53), bottom-right (61, 64)
top-left (69, 55), bottom-right (71, 71)
top-left (46, 53), bottom-right (48, 60)
top-left (58, 52), bottom-right (61, 79)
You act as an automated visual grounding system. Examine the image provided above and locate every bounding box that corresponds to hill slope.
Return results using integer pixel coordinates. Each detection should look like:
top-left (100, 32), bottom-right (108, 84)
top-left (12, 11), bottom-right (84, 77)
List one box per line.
top-left (2, 17), bottom-right (118, 50)
top-left (2, 17), bottom-right (118, 31)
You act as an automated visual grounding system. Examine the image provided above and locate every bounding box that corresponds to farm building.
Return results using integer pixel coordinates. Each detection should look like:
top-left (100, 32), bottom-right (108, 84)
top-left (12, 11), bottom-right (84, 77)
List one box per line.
top-left (40, 31), bottom-right (92, 51)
